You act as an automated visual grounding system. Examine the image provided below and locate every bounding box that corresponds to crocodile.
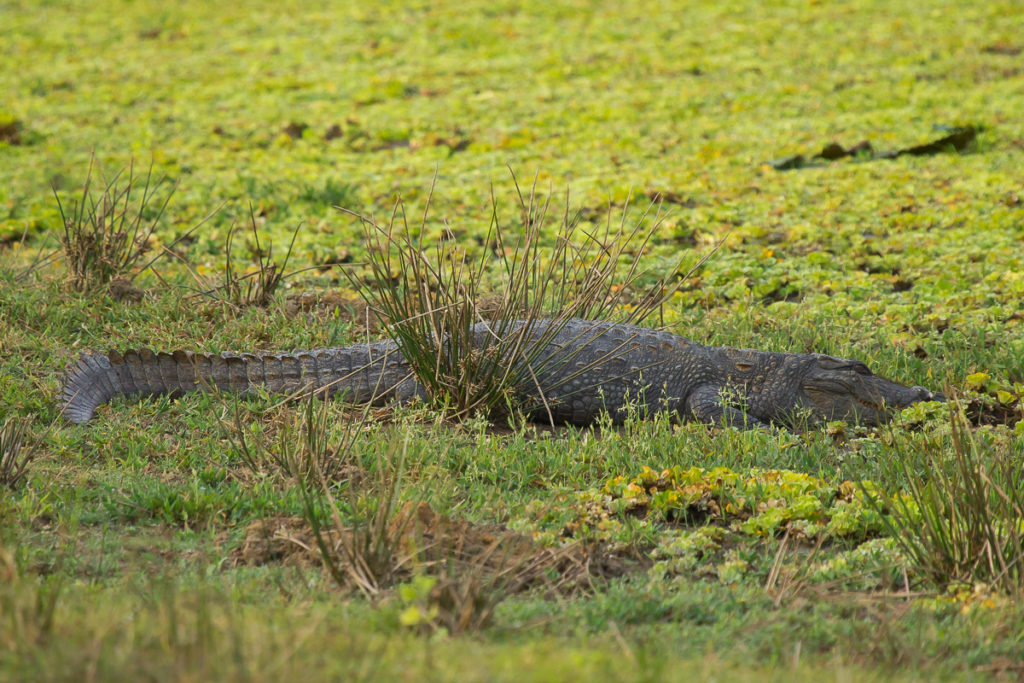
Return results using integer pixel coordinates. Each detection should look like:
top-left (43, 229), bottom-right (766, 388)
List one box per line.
top-left (58, 318), bottom-right (942, 429)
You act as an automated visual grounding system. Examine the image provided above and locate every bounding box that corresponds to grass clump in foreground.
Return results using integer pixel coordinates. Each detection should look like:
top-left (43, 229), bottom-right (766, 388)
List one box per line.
top-left (0, 417), bottom-right (37, 490)
top-left (232, 398), bottom-right (614, 635)
top-left (871, 407), bottom-right (1024, 596)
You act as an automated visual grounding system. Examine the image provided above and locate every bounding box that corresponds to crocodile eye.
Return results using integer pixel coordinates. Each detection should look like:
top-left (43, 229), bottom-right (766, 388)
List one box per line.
top-left (815, 356), bottom-right (848, 370)
top-left (852, 362), bottom-right (872, 376)
top-left (816, 356), bottom-right (871, 375)
top-left (735, 362), bottom-right (754, 371)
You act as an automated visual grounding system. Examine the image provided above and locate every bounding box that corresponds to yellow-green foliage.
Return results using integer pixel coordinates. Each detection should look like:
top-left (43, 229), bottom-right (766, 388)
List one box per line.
top-left (593, 465), bottom-right (896, 540)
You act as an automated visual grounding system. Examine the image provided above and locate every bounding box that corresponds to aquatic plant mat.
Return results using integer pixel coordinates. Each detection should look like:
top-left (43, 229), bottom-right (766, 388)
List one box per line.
top-left (4, 0), bottom-right (1024, 679)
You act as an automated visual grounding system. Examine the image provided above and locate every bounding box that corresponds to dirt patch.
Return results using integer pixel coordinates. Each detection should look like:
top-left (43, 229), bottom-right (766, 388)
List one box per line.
top-left (982, 42), bottom-right (1023, 56)
top-left (233, 516), bottom-right (320, 567)
top-left (645, 189), bottom-right (698, 208)
top-left (965, 398), bottom-right (1023, 429)
top-left (0, 119), bottom-right (23, 145)
top-left (285, 291), bottom-right (384, 333)
top-left (390, 501), bottom-right (637, 593)
top-left (230, 501), bottom-right (640, 593)
top-left (107, 277), bottom-right (145, 303)
top-left (282, 122), bottom-right (308, 139)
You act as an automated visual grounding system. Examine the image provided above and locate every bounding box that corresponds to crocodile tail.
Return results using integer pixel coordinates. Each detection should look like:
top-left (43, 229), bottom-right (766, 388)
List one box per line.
top-left (59, 342), bottom-right (418, 424)
top-left (59, 352), bottom-right (121, 425)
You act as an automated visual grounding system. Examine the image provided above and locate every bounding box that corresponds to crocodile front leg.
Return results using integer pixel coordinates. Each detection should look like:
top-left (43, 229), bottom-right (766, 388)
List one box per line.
top-left (685, 385), bottom-right (768, 429)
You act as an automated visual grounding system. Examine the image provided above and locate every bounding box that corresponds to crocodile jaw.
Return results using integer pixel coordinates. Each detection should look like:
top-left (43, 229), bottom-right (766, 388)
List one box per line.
top-left (799, 359), bottom-right (941, 426)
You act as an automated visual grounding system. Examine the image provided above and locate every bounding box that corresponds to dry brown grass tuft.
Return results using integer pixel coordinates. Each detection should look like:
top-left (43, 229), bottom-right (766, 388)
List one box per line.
top-left (234, 497), bottom-right (637, 633)
top-left (56, 156), bottom-right (176, 291)
top-left (0, 417), bottom-right (37, 490)
top-left (180, 206), bottom-right (299, 309)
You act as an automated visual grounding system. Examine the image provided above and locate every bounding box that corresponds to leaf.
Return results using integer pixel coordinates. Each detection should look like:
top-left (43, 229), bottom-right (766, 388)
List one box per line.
top-left (965, 372), bottom-right (990, 391)
top-left (995, 390), bottom-right (1016, 405)
top-left (399, 606), bottom-right (426, 627)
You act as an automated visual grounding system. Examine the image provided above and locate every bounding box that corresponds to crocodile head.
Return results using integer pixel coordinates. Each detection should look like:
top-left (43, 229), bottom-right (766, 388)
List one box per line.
top-left (797, 354), bottom-right (943, 426)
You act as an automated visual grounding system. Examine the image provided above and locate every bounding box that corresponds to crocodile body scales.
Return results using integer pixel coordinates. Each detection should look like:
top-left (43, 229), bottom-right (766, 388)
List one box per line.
top-left (59, 319), bottom-right (940, 428)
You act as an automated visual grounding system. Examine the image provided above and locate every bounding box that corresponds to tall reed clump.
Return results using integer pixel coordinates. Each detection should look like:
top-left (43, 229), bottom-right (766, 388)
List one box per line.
top-left (873, 407), bottom-right (1024, 594)
top-left (182, 206), bottom-right (300, 309)
top-left (344, 173), bottom-right (715, 423)
top-left (55, 156), bottom-right (177, 292)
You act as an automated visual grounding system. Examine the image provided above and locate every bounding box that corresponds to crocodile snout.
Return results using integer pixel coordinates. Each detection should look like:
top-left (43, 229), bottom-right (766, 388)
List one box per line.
top-left (911, 385), bottom-right (945, 403)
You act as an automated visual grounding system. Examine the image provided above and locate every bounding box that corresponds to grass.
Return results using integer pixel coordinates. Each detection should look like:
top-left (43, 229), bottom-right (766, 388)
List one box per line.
top-left (871, 407), bottom-right (1024, 595)
top-left (8, 566), bottom-right (990, 682)
top-left (3, 0), bottom-right (1024, 679)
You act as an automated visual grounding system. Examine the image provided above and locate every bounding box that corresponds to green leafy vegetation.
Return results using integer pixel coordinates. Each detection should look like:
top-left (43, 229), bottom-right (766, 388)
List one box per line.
top-left (3, 0), bottom-right (1024, 679)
